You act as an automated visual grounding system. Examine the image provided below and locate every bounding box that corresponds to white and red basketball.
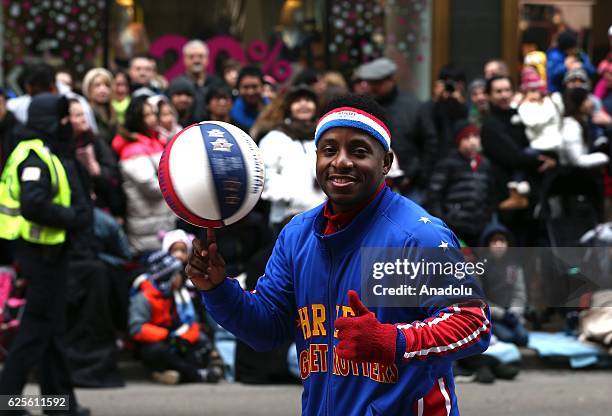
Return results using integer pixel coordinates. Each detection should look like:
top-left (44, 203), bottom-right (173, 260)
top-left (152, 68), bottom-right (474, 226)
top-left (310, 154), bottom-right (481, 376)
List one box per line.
top-left (158, 121), bottom-right (264, 228)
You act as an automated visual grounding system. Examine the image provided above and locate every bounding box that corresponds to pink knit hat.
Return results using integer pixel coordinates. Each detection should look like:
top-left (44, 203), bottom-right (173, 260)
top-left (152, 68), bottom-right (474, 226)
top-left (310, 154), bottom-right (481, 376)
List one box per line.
top-left (161, 229), bottom-right (193, 254)
top-left (520, 68), bottom-right (547, 93)
top-left (598, 59), bottom-right (612, 75)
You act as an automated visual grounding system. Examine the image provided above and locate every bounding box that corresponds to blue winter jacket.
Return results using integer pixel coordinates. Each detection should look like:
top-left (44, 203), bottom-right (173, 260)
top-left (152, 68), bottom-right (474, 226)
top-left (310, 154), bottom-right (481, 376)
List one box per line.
top-left (229, 96), bottom-right (270, 131)
top-left (203, 187), bottom-right (490, 415)
top-left (546, 48), bottom-right (596, 93)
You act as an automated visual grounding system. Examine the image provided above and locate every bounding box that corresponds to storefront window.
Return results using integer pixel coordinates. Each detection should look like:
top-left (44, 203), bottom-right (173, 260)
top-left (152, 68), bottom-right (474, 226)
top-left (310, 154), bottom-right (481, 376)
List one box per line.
top-left (1, 0), bottom-right (432, 97)
top-left (326, 0), bottom-right (431, 97)
top-left (109, 0), bottom-right (431, 93)
top-left (111, 0), bottom-right (321, 83)
top-left (2, 0), bottom-right (107, 90)
top-left (518, 0), bottom-right (596, 63)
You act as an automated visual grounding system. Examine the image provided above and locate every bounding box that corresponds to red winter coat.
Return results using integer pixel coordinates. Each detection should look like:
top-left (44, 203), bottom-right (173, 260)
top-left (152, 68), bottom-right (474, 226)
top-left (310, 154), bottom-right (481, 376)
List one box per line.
top-left (128, 278), bottom-right (200, 344)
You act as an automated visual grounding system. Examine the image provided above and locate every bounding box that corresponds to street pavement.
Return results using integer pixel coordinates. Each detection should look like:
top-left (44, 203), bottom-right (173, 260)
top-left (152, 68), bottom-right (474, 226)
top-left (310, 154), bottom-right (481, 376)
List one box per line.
top-left (21, 370), bottom-right (612, 415)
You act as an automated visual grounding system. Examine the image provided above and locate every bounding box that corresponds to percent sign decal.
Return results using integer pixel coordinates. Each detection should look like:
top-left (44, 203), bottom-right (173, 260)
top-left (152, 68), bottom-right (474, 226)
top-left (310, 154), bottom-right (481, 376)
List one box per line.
top-left (246, 40), bottom-right (292, 82)
top-left (151, 35), bottom-right (293, 82)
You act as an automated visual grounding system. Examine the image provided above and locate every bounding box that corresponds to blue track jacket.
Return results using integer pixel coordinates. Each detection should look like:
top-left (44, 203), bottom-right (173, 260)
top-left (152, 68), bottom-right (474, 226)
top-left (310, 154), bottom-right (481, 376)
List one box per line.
top-left (203, 187), bottom-right (490, 415)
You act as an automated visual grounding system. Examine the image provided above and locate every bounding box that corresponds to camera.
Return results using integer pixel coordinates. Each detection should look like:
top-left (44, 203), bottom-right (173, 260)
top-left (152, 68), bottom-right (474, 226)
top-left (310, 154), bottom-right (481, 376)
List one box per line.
top-left (444, 79), bottom-right (456, 93)
top-left (75, 132), bottom-right (94, 149)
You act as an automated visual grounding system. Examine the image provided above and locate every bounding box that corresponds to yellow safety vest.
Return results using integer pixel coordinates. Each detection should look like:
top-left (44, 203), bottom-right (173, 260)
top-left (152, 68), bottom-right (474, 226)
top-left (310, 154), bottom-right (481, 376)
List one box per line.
top-left (0, 139), bottom-right (71, 245)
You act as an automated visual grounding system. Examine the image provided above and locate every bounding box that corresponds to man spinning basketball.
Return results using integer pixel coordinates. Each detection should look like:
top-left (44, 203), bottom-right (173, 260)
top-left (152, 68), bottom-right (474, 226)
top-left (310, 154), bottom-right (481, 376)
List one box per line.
top-left (187, 94), bottom-right (490, 415)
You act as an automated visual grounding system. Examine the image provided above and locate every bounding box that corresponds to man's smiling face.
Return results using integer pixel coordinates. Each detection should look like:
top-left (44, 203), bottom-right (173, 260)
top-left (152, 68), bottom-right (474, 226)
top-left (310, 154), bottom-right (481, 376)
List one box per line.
top-left (316, 127), bottom-right (392, 213)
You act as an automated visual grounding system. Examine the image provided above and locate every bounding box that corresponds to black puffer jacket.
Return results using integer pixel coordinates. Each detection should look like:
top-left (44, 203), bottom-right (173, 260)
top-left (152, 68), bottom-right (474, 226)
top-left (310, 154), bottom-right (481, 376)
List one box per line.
top-left (421, 97), bottom-right (469, 161)
top-left (377, 87), bottom-right (437, 188)
top-left (425, 150), bottom-right (495, 238)
top-left (481, 105), bottom-right (542, 202)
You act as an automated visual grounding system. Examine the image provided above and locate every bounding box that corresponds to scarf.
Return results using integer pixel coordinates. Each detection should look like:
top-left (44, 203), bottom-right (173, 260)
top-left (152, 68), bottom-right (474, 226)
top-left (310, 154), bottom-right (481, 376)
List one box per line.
top-left (279, 118), bottom-right (317, 142)
top-left (174, 287), bottom-right (197, 325)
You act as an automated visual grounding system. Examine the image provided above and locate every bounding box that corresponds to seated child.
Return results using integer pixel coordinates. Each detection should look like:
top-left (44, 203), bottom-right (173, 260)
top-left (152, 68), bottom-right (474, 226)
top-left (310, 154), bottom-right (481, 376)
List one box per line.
top-left (479, 223), bottom-right (529, 347)
top-left (129, 243), bottom-right (223, 385)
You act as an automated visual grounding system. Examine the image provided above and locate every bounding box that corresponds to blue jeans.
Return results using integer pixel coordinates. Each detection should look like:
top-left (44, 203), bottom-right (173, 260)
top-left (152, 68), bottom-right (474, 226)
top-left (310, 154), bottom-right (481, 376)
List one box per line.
top-left (287, 343), bottom-right (299, 379)
top-left (493, 320), bottom-right (529, 346)
top-left (206, 315), bottom-right (237, 382)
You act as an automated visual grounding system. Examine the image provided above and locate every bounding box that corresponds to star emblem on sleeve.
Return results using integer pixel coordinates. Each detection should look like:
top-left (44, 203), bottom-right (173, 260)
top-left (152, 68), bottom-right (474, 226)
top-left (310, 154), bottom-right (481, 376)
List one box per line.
top-left (438, 241), bottom-right (449, 251)
top-left (418, 216), bottom-right (432, 224)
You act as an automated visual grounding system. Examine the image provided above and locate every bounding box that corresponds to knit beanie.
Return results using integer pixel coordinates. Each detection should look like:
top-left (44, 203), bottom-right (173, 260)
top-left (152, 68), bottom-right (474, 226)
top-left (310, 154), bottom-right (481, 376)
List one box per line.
top-left (162, 229), bottom-right (193, 254)
top-left (468, 78), bottom-right (486, 95)
top-left (520, 68), bottom-right (546, 93)
top-left (145, 250), bottom-right (183, 283)
top-left (598, 59), bottom-right (612, 75)
top-left (523, 51), bottom-right (547, 84)
top-left (453, 119), bottom-right (480, 146)
top-left (283, 84), bottom-right (318, 118)
top-left (557, 31), bottom-right (578, 52)
top-left (166, 77), bottom-right (196, 98)
top-left (563, 68), bottom-right (591, 89)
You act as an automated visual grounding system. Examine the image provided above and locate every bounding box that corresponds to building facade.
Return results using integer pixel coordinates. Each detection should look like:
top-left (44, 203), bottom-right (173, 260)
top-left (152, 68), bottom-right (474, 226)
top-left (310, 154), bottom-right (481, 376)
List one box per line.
top-left (1, 0), bottom-right (609, 99)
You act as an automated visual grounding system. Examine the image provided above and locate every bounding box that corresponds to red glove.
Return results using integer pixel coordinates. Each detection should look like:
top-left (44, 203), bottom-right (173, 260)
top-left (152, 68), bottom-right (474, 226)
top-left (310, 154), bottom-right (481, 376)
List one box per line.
top-left (334, 290), bottom-right (398, 365)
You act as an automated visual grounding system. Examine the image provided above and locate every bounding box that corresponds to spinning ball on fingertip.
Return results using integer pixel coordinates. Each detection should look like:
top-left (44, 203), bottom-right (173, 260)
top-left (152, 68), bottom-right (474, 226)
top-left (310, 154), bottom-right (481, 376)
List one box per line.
top-left (158, 121), bottom-right (265, 228)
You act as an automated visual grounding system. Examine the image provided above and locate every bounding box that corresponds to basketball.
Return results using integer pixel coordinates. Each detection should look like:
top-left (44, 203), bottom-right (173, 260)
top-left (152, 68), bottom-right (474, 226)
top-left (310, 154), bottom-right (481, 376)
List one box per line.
top-left (158, 121), bottom-right (265, 228)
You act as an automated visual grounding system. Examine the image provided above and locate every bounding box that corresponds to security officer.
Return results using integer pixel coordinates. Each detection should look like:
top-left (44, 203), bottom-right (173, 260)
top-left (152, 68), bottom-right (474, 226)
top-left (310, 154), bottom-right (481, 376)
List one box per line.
top-left (0, 93), bottom-right (90, 416)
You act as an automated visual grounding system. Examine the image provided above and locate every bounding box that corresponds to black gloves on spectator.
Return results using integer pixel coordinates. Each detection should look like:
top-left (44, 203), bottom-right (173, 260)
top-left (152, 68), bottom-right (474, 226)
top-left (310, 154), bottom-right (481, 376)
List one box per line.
top-left (502, 311), bottom-right (520, 327)
top-left (70, 205), bottom-right (93, 230)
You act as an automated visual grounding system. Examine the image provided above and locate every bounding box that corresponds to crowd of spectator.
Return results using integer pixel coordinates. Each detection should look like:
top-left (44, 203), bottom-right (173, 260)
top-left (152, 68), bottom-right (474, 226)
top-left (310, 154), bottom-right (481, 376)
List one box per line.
top-left (0, 26), bottom-right (611, 392)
